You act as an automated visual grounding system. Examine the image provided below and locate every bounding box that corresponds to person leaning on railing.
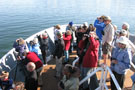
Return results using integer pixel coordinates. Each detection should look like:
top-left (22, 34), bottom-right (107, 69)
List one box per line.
top-left (110, 36), bottom-right (132, 90)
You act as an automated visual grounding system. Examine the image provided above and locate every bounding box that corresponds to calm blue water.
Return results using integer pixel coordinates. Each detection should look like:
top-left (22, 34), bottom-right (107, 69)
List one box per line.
top-left (0, 0), bottom-right (135, 58)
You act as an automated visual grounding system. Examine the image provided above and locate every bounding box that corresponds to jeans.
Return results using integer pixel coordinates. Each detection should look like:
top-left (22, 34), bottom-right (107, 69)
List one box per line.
top-left (98, 40), bottom-right (102, 60)
top-left (69, 42), bottom-right (73, 53)
top-left (64, 50), bottom-right (69, 62)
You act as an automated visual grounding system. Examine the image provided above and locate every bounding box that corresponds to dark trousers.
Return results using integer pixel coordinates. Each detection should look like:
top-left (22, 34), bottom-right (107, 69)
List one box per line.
top-left (41, 50), bottom-right (46, 64)
top-left (89, 74), bottom-right (99, 90)
top-left (25, 71), bottom-right (38, 90)
top-left (110, 71), bottom-right (125, 90)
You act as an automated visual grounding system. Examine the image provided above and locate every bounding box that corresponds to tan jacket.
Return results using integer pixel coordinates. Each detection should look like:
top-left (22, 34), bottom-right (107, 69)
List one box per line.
top-left (102, 23), bottom-right (114, 45)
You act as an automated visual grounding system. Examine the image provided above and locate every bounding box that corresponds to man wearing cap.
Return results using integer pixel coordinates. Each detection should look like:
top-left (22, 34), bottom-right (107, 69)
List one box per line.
top-left (110, 36), bottom-right (132, 90)
top-left (102, 16), bottom-right (115, 64)
top-left (66, 22), bottom-right (74, 31)
top-left (94, 16), bottom-right (106, 61)
top-left (66, 22), bottom-right (76, 53)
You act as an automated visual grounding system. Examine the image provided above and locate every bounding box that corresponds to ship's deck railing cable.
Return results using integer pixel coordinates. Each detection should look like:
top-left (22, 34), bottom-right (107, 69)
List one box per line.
top-left (72, 58), bottom-right (121, 90)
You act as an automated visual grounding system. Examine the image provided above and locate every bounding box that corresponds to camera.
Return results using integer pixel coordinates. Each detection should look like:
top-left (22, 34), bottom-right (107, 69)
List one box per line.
top-left (84, 34), bottom-right (90, 37)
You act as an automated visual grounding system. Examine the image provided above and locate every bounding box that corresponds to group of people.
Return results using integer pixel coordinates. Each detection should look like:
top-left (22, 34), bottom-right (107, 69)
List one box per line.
top-left (0, 15), bottom-right (135, 90)
top-left (1, 32), bottom-right (49, 90)
top-left (53, 16), bottom-right (134, 90)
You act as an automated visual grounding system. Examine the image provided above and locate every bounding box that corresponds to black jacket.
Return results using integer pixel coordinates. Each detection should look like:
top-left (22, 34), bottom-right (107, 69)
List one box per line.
top-left (37, 36), bottom-right (48, 51)
top-left (25, 70), bottom-right (38, 90)
top-left (54, 38), bottom-right (65, 59)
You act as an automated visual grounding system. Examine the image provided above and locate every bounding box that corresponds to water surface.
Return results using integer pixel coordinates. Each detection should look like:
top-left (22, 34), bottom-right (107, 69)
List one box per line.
top-left (0, 0), bottom-right (135, 58)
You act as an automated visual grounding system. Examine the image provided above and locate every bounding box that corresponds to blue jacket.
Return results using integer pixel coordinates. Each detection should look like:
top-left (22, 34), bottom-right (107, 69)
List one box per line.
top-left (111, 47), bottom-right (132, 74)
top-left (94, 19), bottom-right (105, 41)
top-left (27, 43), bottom-right (40, 56)
top-left (0, 78), bottom-right (13, 90)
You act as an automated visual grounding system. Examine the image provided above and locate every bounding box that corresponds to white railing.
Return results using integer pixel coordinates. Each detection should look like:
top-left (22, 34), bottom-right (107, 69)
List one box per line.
top-left (72, 56), bottom-right (79, 67)
top-left (72, 58), bottom-right (121, 90)
top-left (79, 67), bottom-right (104, 90)
top-left (0, 24), bottom-right (68, 73)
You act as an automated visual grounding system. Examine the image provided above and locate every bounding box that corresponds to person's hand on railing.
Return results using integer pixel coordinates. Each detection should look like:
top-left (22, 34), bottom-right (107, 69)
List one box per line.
top-left (100, 63), bottom-right (107, 70)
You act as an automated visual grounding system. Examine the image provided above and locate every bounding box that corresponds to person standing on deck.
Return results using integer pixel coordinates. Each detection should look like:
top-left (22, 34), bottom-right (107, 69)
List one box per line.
top-left (54, 24), bottom-right (61, 45)
top-left (102, 16), bottom-right (114, 64)
top-left (122, 22), bottom-right (130, 38)
top-left (66, 22), bottom-right (76, 53)
top-left (110, 36), bottom-right (132, 90)
top-left (37, 32), bottom-right (48, 64)
top-left (63, 30), bottom-right (72, 64)
top-left (94, 15), bottom-right (105, 61)
top-left (54, 32), bottom-right (65, 78)
top-left (79, 31), bottom-right (99, 90)
top-left (111, 25), bottom-right (119, 47)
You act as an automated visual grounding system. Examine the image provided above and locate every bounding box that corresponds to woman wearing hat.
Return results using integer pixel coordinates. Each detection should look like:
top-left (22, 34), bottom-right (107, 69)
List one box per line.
top-left (13, 38), bottom-right (26, 60)
top-left (110, 36), bottom-right (132, 90)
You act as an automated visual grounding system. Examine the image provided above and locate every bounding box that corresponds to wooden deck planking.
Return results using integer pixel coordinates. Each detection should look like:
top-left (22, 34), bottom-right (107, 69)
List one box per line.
top-left (37, 51), bottom-right (134, 90)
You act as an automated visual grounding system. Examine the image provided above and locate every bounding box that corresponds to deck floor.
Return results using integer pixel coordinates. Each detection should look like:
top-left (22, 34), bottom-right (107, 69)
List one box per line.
top-left (38, 51), bottom-right (134, 90)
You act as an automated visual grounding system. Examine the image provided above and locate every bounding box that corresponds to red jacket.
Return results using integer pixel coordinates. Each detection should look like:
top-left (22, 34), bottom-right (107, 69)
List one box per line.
top-left (79, 37), bottom-right (99, 67)
top-left (63, 34), bottom-right (72, 50)
top-left (26, 52), bottom-right (43, 69)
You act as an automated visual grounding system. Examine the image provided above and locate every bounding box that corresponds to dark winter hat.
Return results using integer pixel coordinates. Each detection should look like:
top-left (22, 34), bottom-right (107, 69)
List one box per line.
top-left (69, 22), bottom-right (73, 26)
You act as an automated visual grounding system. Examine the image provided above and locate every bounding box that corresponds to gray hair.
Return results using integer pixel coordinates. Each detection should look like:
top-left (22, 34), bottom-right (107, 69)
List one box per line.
top-left (123, 22), bottom-right (130, 30)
